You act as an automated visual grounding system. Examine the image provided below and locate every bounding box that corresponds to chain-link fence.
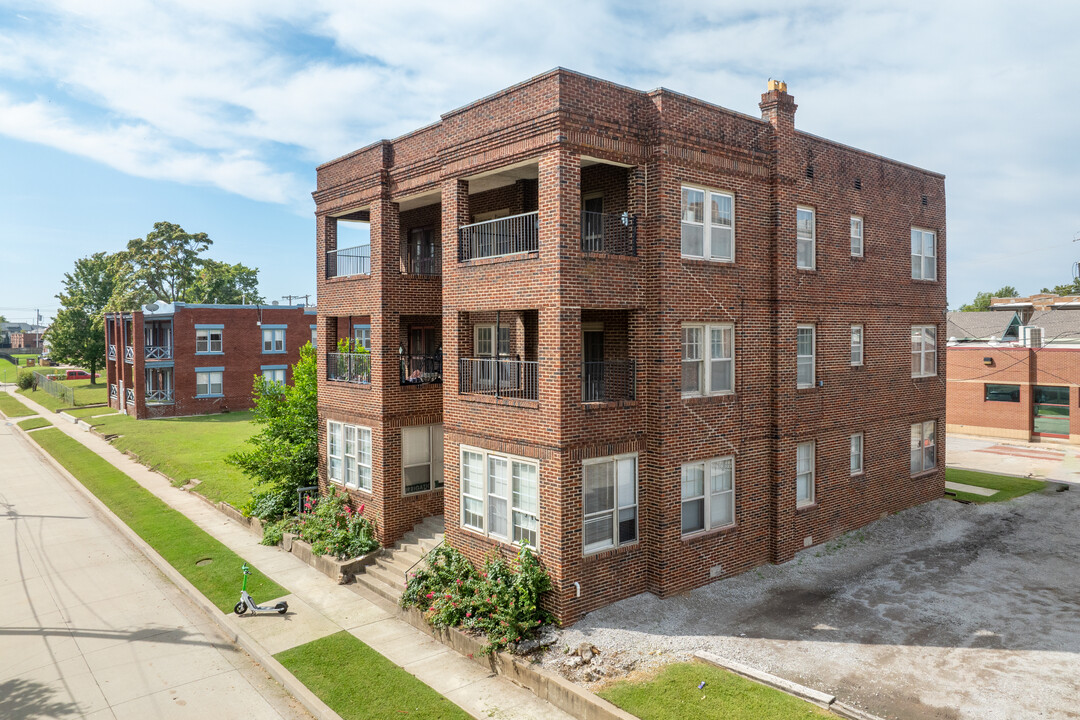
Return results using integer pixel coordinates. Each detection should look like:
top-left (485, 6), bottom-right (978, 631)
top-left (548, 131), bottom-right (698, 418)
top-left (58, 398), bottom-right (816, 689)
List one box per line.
top-left (32, 371), bottom-right (77, 406)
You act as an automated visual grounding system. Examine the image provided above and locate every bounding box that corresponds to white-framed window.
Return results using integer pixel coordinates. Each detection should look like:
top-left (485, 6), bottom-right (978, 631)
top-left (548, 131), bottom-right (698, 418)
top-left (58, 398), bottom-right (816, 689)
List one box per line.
top-left (910, 420), bottom-right (936, 475)
top-left (850, 215), bottom-right (864, 257)
top-left (474, 324), bottom-right (510, 357)
top-left (195, 327), bottom-right (223, 354)
top-left (195, 370), bottom-right (223, 397)
top-left (681, 457), bottom-right (735, 536)
top-left (797, 324), bottom-right (815, 388)
top-left (796, 206), bottom-right (815, 269)
top-left (681, 323), bottom-right (734, 396)
top-left (911, 227), bottom-right (937, 280)
top-left (911, 325), bottom-right (937, 378)
top-left (583, 454), bottom-right (638, 554)
top-left (353, 324), bottom-right (370, 351)
top-left (262, 366), bottom-right (286, 384)
top-left (850, 325), bottom-right (864, 366)
top-left (327, 420), bottom-right (371, 491)
top-left (796, 441), bottom-right (815, 507)
top-left (850, 433), bottom-right (864, 475)
top-left (310, 325), bottom-right (317, 349)
top-left (681, 186), bottom-right (734, 262)
top-left (460, 446), bottom-right (538, 547)
top-left (262, 326), bottom-right (286, 353)
top-left (402, 424), bottom-right (444, 495)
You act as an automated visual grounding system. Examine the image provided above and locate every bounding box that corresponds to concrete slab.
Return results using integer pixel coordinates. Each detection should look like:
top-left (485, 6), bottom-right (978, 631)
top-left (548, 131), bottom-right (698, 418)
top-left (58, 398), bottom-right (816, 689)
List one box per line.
top-left (109, 669), bottom-right (293, 720)
top-left (403, 650), bottom-right (494, 695)
top-left (379, 631), bottom-right (450, 667)
top-left (86, 640), bottom-right (236, 707)
top-left (945, 481), bottom-right (998, 497)
top-left (233, 594), bottom-right (340, 655)
top-left (347, 617), bottom-right (419, 647)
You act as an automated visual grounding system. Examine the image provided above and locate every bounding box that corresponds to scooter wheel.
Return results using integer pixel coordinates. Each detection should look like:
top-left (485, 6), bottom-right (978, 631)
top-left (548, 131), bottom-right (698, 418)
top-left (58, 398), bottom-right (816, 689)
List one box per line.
top-left (234, 601), bottom-right (247, 615)
top-left (276, 602), bottom-right (288, 615)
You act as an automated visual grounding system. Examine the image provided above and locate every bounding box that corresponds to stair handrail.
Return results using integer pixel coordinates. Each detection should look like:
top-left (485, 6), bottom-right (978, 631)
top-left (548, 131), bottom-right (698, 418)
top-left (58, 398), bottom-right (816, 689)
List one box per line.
top-left (403, 537), bottom-right (444, 581)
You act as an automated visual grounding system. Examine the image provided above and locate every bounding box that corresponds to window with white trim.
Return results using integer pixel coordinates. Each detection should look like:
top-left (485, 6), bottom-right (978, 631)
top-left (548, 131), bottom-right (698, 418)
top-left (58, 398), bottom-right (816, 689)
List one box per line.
top-left (195, 371), bottom-right (222, 396)
top-left (583, 454), bottom-right (638, 554)
top-left (460, 446), bottom-right (538, 547)
top-left (911, 228), bottom-right (937, 280)
top-left (850, 215), bottom-right (864, 257)
top-left (262, 367), bottom-right (286, 384)
top-left (911, 420), bottom-right (936, 475)
top-left (402, 424), bottom-right (444, 494)
top-left (262, 327), bottom-right (285, 353)
top-left (681, 457), bottom-right (735, 535)
top-left (796, 441), bottom-right (815, 507)
top-left (195, 328), bottom-right (222, 353)
top-left (850, 433), bottom-right (864, 475)
top-left (310, 325), bottom-right (317, 348)
top-left (327, 420), bottom-right (371, 491)
top-left (797, 325), bottom-right (815, 388)
top-left (850, 325), bottom-right (864, 366)
top-left (681, 323), bottom-right (734, 396)
top-left (353, 324), bottom-right (370, 351)
top-left (797, 206), bottom-right (815, 269)
top-left (681, 186), bottom-right (734, 262)
top-left (911, 325), bottom-right (937, 378)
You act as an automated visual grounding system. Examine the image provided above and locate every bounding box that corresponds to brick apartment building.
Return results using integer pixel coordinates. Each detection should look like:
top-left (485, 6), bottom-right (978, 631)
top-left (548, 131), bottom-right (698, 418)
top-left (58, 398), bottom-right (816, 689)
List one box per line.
top-left (313, 69), bottom-right (946, 623)
top-left (105, 302), bottom-right (316, 419)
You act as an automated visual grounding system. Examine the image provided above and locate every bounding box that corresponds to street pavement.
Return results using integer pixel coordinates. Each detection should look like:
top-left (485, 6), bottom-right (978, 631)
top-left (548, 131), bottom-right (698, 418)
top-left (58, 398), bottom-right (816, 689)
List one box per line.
top-left (947, 432), bottom-right (1080, 484)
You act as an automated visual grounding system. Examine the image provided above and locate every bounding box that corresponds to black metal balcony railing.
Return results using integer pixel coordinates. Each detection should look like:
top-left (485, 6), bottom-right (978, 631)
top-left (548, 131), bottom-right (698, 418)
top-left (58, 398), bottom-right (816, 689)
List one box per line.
top-left (145, 345), bottom-right (172, 360)
top-left (327, 352), bottom-right (372, 384)
top-left (582, 359), bottom-right (636, 402)
top-left (458, 212), bottom-right (539, 261)
top-left (581, 211), bottom-right (637, 255)
top-left (400, 355), bottom-right (443, 385)
top-left (459, 358), bottom-right (539, 400)
top-left (124, 346), bottom-right (134, 363)
top-left (146, 389), bottom-right (174, 404)
top-left (108, 344), bottom-right (116, 360)
top-left (326, 244), bottom-right (371, 278)
top-left (407, 252), bottom-right (442, 276)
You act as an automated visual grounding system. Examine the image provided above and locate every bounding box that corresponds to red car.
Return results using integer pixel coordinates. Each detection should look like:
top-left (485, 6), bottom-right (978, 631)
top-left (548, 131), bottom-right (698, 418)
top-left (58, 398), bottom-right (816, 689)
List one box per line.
top-left (65, 369), bottom-right (91, 380)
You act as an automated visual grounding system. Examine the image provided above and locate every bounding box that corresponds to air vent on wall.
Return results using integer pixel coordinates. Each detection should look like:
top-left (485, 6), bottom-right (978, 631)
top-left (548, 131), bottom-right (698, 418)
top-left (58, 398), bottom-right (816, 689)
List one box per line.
top-left (854, 177), bottom-right (862, 190)
top-left (921, 195), bottom-right (928, 206)
top-left (805, 165), bottom-right (815, 179)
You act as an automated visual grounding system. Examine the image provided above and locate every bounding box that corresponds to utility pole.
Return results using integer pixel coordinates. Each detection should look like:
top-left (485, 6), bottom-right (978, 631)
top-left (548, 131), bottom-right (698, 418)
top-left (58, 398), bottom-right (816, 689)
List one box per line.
top-left (282, 294), bottom-right (311, 306)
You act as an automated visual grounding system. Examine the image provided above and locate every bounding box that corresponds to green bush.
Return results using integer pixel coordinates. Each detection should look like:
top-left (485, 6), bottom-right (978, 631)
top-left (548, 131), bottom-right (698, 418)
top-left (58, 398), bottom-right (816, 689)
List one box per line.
top-left (261, 488), bottom-right (379, 559)
top-left (401, 545), bottom-right (555, 655)
top-left (16, 370), bottom-right (34, 390)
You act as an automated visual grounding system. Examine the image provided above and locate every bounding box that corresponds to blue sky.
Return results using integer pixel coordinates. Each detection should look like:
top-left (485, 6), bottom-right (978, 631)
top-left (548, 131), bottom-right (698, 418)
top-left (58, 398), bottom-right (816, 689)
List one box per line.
top-left (1, 1), bottom-right (1078, 325)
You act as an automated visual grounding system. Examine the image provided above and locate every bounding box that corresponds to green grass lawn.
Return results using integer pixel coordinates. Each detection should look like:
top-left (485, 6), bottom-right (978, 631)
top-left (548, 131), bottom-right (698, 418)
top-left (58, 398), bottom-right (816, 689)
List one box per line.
top-left (65, 405), bottom-right (118, 419)
top-left (17, 387), bottom-right (70, 412)
top-left (17, 417), bottom-right (50, 431)
top-left (0, 393), bottom-right (36, 417)
top-left (275, 632), bottom-right (470, 720)
top-left (86, 411), bottom-right (258, 508)
top-left (599, 662), bottom-right (832, 720)
top-left (945, 468), bottom-right (1047, 503)
top-left (27, 428), bottom-right (284, 612)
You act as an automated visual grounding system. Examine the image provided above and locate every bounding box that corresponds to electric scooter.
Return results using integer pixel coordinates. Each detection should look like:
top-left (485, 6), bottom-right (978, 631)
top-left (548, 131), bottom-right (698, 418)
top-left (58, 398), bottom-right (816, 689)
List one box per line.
top-left (234, 564), bottom-right (288, 615)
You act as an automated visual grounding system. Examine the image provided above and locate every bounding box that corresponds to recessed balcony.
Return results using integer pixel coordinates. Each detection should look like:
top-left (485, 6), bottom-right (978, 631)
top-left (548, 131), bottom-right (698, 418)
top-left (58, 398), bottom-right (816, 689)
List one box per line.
top-left (327, 244), bottom-right (371, 278)
top-left (327, 352), bottom-right (371, 384)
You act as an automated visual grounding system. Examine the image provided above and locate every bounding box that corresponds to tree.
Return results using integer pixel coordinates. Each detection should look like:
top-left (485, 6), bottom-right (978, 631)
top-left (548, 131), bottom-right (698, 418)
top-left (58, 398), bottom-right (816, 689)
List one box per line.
top-left (227, 344), bottom-right (317, 520)
top-left (958, 286), bottom-right (1019, 312)
top-left (189, 259), bottom-right (263, 304)
top-left (1041, 278), bottom-right (1080, 296)
top-left (49, 252), bottom-right (120, 384)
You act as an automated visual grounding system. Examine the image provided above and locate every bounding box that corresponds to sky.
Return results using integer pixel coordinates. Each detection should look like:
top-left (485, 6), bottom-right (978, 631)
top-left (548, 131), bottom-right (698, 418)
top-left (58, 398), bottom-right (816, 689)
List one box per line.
top-left (1, 0), bottom-right (1078, 325)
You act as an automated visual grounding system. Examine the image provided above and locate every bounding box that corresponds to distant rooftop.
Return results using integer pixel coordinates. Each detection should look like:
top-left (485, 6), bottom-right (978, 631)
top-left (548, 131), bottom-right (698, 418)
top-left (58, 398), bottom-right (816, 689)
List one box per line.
top-left (990, 294), bottom-right (1080, 311)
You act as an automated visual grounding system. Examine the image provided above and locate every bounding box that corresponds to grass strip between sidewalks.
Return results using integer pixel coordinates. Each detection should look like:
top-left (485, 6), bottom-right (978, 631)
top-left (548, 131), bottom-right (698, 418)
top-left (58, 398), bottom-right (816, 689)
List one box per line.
top-left (945, 467), bottom-right (1047, 503)
top-left (27, 428), bottom-right (285, 612)
top-left (64, 406), bottom-right (118, 419)
top-left (17, 417), bottom-right (50, 431)
top-left (17, 388), bottom-right (72, 412)
top-left (275, 631), bottom-right (471, 720)
top-left (0, 393), bottom-right (36, 417)
top-left (599, 662), bottom-right (832, 720)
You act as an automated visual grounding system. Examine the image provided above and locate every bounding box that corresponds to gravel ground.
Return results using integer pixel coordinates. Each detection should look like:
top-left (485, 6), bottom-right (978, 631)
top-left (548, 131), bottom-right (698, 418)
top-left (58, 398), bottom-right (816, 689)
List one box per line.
top-left (539, 488), bottom-right (1080, 720)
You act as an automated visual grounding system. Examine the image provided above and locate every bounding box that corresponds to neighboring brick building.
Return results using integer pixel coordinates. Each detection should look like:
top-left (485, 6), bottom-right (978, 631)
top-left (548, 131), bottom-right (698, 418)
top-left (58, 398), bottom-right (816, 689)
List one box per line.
top-left (314, 69), bottom-right (947, 623)
top-left (104, 302), bottom-right (316, 419)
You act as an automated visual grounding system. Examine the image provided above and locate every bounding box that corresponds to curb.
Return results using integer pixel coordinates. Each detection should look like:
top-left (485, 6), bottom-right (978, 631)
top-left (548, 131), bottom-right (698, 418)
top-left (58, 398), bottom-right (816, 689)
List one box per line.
top-left (11, 420), bottom-right (344, 720)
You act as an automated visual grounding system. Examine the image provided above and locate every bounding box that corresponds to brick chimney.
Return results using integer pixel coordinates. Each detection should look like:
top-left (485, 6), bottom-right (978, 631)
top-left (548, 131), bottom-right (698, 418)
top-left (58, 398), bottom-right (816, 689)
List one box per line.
top-left (759, 79), bottom-right (797, 133)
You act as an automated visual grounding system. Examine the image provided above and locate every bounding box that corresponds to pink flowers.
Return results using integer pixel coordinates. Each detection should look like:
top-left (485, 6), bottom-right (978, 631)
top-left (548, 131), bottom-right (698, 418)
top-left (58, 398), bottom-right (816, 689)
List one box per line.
top-left (426, 592), bottom-right (434, 599)
top-left (358, 503), bottom-right (365, 515)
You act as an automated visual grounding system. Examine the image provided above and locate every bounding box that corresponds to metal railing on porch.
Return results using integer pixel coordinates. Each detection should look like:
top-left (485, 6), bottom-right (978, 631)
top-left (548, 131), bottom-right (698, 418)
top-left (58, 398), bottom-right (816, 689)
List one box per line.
top-left (582, 359), bottom-right (636, 402)
top-left (581, 211), bottom-right (637, 255)
top-left (108, 344), bottom-right (116, 360)
top-left (400, 355), bottom-right (442, 385)
top-left (326, 244), bottom-right (371, 278)
top-left (124, 346), bottom-right (134, 363)
top-left (406, 252), bottom-right (442, 276)
top-left (109, 384), bottom-right (118, 400)
top-left (144, 345), bottom-right (172, 360)
top-left (327, 352), bottom-right (372, 384)
top-left (146, 388), bottom-right (174, 404)
top-left (125, 387), bottom-right (135, 405)
top-left (459, 358), bottom-right (538, 400)
top-left (458, 212), bottom-right (539, 261)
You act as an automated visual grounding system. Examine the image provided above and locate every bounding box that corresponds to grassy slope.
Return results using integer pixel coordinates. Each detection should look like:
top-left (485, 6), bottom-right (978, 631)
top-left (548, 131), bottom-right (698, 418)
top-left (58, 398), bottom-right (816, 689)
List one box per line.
top-left (945, 467), bottom-right (1047, 503)
top-left (275, 632), bottom-right (470, 720)
top-left (0, 394), bottom-right (36, 417)
top-left (599, 663), bottom-right (832, 720)
top-left (17, 387), bottom-right (69, 411)
top-left (17, 417), bottom-right (50, 431)
top-left (65, 406), bottom-right (118, 418)
top-left (28, 428), bottom-right (284, 612)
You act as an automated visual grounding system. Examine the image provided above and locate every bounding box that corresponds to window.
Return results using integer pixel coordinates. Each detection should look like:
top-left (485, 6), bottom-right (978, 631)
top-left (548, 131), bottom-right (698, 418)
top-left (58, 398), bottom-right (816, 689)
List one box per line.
top-left (402, 424), bottom-right (444, 494)
top-left (850, 215), bottom-right (864, 257)
top-left (353, 324), bottom-right (370, 351)
top-left (796, 441), bottom-right (815, 507)
top-left (195, 326), bottom-right (223, 354)
top-left (985, 384), bottom-right (1020, 402)
top-left (474, 324), bottom-right (510, 357)
top-left (460, 446), bottom-right (538, 547)
top-left (797, 325), bottom-right (815, 388)
top-left (262, 326), bottom-right (286, 353)
top-left (681, 186), bottom-right (734, 262)
top-left (262, 366), bottom-right (286, 385)
top-left (796, 206), bottom-right (815, 269)
top-left (910, 420), bottom-right (936, 475)
top-left (327, 420), bottom-right (371, 491)
top-left (850, 325), bottom-right (864, 366)
top-left (911, 325), bottom-right (937, 378)
top-left (681, 457), bottom-right (735, 535)
top-left (310, 325), bottom-right (317, 349)
top-left (583, 454), bottom-right (638, 554)
top-left (850, 433), bottom-right (864, 475)
top-left (911, 228), bottom-right (937, 280)
top-left (681, 323), bottom-right (734, 396)
top-left (195, 369), bottom-right (223, 397)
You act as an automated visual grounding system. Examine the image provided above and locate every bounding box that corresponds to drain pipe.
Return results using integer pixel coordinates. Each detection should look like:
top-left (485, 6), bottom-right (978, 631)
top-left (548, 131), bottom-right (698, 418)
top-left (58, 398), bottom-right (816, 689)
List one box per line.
top-left (573, 581), bottom-right (581, 598)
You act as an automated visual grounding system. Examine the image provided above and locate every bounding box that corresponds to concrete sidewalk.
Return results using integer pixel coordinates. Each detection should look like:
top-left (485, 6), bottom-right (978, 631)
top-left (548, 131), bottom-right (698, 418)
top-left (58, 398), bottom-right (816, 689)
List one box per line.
top-left (947, 432), bottom-right (1080, 484)
top-left (2, 387), bottom-right (574, 720)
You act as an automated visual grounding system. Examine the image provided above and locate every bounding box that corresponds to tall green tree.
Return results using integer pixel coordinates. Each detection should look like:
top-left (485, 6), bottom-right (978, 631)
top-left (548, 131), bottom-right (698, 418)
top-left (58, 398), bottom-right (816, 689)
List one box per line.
top-left (958, 285), bottom-right (1019, 312)
top-left (1042, 278), bottom-right (1080, 296)
top-left (189, 259), bottom-right (263, 304)
top-left (48, 252), bottom-right (120, 383)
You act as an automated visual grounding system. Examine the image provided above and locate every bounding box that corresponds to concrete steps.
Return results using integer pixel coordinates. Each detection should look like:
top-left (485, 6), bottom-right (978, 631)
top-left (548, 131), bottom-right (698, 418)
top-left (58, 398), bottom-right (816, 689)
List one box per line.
top-left (355, 516), bottom-right (444, 605)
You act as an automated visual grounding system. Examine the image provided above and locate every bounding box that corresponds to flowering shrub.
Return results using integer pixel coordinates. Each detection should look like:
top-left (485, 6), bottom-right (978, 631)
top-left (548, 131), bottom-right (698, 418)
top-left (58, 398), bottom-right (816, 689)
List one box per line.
top-left (261, 488), bottom-right (379, 559)
top-left (401, 545), bottom-right (555, 655)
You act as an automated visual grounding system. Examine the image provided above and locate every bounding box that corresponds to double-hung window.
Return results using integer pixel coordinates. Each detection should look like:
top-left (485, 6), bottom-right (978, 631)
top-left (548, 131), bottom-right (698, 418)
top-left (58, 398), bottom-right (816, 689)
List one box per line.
top-left (911, 325), bottom-right (937, 378)
top-left (195, 326), bottom-right (223, 354)
top-left (583, 454), bottom-right (638, 554)
top-left (910, 420), bottom-right (936, 475)
top-left (402, 424), bottom-right (444, 494)
top-left (850, 215), bottom-right (864, 257)
top-left (310, 325), bottom-right (317, 349)
top-left (796, 325), bottom-right (815, 388)
top-left (796, 441), bottom-right (815, 507)
top-left (262, 366), bottom-right (286, 385)
top-left (195, 369), bottom-right (223, 397)
top-left (850, 325), bottom-right (864, 366)
top-left (796, 206), bottom-right (815, 269)
top-left (327, 420), bottom-right (371, 491)
top-left (262, 326), bottom-right (286, 353)
top-left (850, 433), bottom-right (864, 475)
top-left (681, 457), bottom-right (735, 535)
top-left (353, 324), bottom-right (371, 351)
top-left (681, 323), bottom-right (734, 396)
top-left (680, 186), bottom-right (734, 262)
top-left (460, 447), bottom-right (538, 547)
top-left (911, 228), bottom-right (937, 280)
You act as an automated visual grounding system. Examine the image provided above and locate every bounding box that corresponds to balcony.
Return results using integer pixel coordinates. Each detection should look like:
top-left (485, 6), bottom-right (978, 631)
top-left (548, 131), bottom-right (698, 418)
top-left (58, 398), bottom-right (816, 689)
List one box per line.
top-left (327, 352), bottom-right (372, 384)
top-left (109, 384), bottom-right (117, 400)
top-left (582, 360), bottom-right (636, 402)
top-left (124, 346), bottom-right (134, 363)
top-left (326, 244), bottom-right (370, 278)
top-left (582, 211), bottom-right (637, 256)
top-left (108, 344), bottom-right (116, 360)
top-left (400, 354), bottom-right (442, 385)
top-left (458, 212), bottom-right (538, 261)
top-left (146, 389), bottom-right (174, 404)
top-left (125, 387), bottom-right (135, 404)
top-left (406, 252), bottom-right (442, 276)
top-left (459, 358), bottom-right (538, 400)
top-left (145, 345), bottom-right (172, 360)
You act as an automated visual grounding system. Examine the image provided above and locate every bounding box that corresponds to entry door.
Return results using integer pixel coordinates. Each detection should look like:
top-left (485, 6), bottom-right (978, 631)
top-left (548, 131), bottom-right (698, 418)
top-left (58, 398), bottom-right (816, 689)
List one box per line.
top-left (583, 329), bottom-right (604, 401)
top-left (1033, 386), bottom-right (1070, 437)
